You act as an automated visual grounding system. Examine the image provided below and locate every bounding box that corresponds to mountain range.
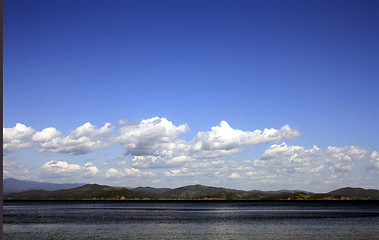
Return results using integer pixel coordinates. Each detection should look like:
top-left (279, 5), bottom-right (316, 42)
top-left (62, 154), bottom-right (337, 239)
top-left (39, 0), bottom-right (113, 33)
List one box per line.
top-left (3, 178), bottom-right (379, 200)
top-left (3, 178), bottom-right (85, 193)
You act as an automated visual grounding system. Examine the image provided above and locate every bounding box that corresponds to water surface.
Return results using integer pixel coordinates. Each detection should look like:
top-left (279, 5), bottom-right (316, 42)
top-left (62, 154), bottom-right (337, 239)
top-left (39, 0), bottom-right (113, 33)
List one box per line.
top-left (3, 200), bottom-right (379, 239)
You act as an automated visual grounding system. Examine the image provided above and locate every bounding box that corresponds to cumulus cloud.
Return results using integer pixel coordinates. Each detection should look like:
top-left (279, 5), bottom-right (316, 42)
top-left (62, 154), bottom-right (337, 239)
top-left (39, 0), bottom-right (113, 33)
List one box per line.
top-left (116, 160), bottom-right (127, 167)
top-left (32, 127), bottom-right (61, 142)
top-left (41, 160), bottom-right (100, 178)
top-left (192, 121), bottom-right (300, 150)
top-left (368, 151), bottom-right (379, 173)
top-left (189, 121), bottom-right (300, 159)
top-left (70, 122), bottom-right (113, 139)
top-left (159, 143), bottom-right (378, 190)
top-left (164, 168), bottom-right (202, 177)
top-left (164, 169), bottom-right (182, 177)
top-left (4, 118), bottom-right (300, 169)
top-left (116, 117), bottom-right (188, 156)
top-left (261, 143), bottom-right (321, 165)
top-left (3, 160), bottom-right (27, 179)
top-left (4, 122), bottom-right (114, 155)
top-left (105, 167), bottom-right (155, 178)
top-left (124, 119), bottom-right (300, 168)
top-left (325, 146), bottom-right (368, 172)
top-left (3, 123), bottom-right (35, 154)
top-left (131, 153), bottom-right (194, 169)
top-left (116, 117), bottom-right (193, 169)
top-left (260, 143), bottom-right (376, 174)
top-left (229, 172), bottom-right (242, 179)
top-left (124, 167), bottom-right (155, 177)
top-left (6, 117), bottom-right (378, 190)
top-left (3, 161), bottom-right (25, 171)
top-left (37, 122), bottom-right (114, 155)
top-left (105, 168), bottom-right (119, 178)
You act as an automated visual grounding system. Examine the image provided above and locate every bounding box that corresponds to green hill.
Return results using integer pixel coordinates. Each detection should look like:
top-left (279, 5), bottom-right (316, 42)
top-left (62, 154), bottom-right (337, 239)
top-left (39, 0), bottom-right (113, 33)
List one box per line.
top-left (3, 178), bottom-right (85, 193)
top-left (4, 184), bottom-right (156, 200)
top-left (328, 187), bottom-right (379, 200)
top-left (158, 185), bottom-right (247, 199)
top-left (4, 183), bottom-right (379, 200)
top-left (260, 192), bottom-right (353, 200)
top-left (132, 186), bottom-right (171, 194)
top-left (190, 190), bottom-right (272, 200)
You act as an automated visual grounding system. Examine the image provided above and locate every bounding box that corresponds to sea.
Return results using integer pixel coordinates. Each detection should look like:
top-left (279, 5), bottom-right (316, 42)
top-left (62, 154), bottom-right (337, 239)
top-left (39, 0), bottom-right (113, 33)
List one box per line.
top-left (3, 200), bottom-right (379, 239)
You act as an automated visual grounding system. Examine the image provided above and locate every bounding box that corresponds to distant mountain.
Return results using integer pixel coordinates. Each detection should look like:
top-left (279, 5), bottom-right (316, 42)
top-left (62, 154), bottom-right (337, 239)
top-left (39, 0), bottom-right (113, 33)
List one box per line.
top-left (261, 192), bottom-right (350, 200)
top-left (132, 186), bottom-right (172, 194)
top-left (158, 184), bottom-right (249, 199)
top-left (263, 189), bottom-right (313, 194)
top-left (4, 184), bottom-right (156, 200)
top-left (328, 187), bottom-right (379, 200)
top-left (3, 178), bottom-right (85, 193)
top-left (3, 184), bottom-right (260, 200)
top-left (3, 180), bottom-right (378, 200)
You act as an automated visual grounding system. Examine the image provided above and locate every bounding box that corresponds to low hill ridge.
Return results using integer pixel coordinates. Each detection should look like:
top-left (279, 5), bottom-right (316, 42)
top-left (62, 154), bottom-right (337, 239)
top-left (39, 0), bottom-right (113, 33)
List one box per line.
top-left (3, 178), bottom-right (85, 193)
top-left (4, 183), bottom-right (155, 200)
top-left (4, 180), bottom-right (378, 200)
top-left (328, 187), bottom-right (379, 200)
top-left (132, 186), bottom-right (171, 194)
top-left (159, 185), bottom-right (246, 199)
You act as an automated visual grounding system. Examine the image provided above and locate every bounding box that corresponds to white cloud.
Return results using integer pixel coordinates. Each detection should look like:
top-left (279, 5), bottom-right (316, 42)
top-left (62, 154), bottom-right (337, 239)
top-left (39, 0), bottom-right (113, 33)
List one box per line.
top-left (37, 122), bottom-right (114, 155)
top-left (3, 161), bottom-right (25, 171)
top-left (229, 172), bottom-right (241, 179)
top-left (157, 143), bottom-right (378, 190)
top-left (70, 122), bottom-right (113, 139)
top-left (192, 121), bottom-right (300, 150)
top-left (105, 167), bottom-right (155, 178)
top-left (4, 122), bottom-right (114, 155)
top-left (124, 167), bottom-right (155, 177)
top-left (164, 169), bottom-right (182, 177)
top-left (259, 143), bottom-right (376, 175)
top-left (105, 168), bottom-right (121, 178)
top-left (325, 146), bottom-right (368, 172)
top-left (3, 123), bottom-right (35, 153)
top-left (116, 117), bottom-right (192, 169)
top-left (261, 143), bottom-right (322, 166)
top-left (32, 127), bottom-right (61, 142)
top-left (124, 119), bottom-right (300, 168)
top-left (3, 161), bottom-right (27, 179)
top-left (117, 117), bottom-right (188, 156)
top-left (163, 168), bottom-right (202, 177)
top-left (191, 148), bottom-right (243, 159)
top-left (259, 179), bottom-right (277, 184)
top-left (131, 153), bottom-right (194, 169)
top-left (368, 151), bottom-right (379, 173)
top-left (41, 160), bottom-right (100, 178)
top-left (189, 121), bottom-right (300, 159)
top-left (6, 118), bottom-right (378, 190)
top-left (3, 118), bottom-right (300, 169)
top-left (84, 162), bottom-right (101, 175)
top-left (116, 160), bottom-right (127, 167)
top-left (162, 159), bottom-right (235, 179)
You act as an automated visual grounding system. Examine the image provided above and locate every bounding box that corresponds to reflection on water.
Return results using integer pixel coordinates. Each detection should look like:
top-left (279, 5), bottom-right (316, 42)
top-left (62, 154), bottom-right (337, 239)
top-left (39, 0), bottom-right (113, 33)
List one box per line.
top-left (3, 200), bottom-right (379, 239)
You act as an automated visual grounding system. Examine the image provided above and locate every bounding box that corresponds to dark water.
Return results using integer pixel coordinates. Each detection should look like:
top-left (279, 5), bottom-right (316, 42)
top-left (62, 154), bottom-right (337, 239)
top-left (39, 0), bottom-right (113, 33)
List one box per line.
top-left (3, 200), bottom-right (379, 239)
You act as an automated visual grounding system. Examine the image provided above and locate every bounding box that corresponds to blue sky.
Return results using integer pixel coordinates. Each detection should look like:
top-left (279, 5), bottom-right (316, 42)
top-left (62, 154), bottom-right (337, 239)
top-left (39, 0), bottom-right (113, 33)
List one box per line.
top-left (3, 0), bottom-right (379, 192)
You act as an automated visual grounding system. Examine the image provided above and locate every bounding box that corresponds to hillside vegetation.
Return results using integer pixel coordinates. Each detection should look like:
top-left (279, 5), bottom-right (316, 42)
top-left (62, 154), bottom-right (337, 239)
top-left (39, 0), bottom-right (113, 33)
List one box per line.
top-left (3, 178), bottom-right (84, 193)
top-left (4, 184), bottom-right (379, 200)
top-left (328, 187), bottom-right (379, 200)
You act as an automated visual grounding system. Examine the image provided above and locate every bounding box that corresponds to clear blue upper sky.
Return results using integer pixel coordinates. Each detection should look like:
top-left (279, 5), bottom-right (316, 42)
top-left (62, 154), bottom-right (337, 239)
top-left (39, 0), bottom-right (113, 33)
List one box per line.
top-left (3, 0), bottom-right (379, 191)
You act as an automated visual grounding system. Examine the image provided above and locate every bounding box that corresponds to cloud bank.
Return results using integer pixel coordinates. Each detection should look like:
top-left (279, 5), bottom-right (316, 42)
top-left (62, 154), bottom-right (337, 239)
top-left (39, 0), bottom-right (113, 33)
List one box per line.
top-left (3, 123), bottom-right (35, 154)
top-left (3, 122), bottom-right (114, 155)
top-left (3, 117), bottom-right (300, 166)
top-left (41, 160), bottom-right (100, 178)
top-left (3, 117), bottom-right (378, 190)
